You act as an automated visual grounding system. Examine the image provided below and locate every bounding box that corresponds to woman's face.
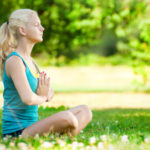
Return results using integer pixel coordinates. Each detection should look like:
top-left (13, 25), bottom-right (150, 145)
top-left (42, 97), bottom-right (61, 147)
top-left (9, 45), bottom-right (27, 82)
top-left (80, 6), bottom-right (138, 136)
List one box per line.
top-left (25, 14), bottom-right (44, 43)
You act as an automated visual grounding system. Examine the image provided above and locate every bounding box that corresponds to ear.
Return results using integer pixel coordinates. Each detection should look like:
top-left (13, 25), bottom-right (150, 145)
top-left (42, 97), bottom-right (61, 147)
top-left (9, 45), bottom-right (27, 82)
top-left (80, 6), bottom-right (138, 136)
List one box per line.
top-left (18, 27), bottom-right (26, 36)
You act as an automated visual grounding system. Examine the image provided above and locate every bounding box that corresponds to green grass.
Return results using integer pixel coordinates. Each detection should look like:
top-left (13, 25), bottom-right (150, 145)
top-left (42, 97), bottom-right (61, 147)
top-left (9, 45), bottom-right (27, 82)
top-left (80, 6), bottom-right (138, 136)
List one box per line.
top-left (1, 106), bottom-right (150, 149)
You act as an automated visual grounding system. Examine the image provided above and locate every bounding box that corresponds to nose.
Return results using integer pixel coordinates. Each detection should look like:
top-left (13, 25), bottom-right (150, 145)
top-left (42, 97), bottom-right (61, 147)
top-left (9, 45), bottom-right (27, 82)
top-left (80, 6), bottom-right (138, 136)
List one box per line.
top-left (40, 25), bottom-right (44, 32)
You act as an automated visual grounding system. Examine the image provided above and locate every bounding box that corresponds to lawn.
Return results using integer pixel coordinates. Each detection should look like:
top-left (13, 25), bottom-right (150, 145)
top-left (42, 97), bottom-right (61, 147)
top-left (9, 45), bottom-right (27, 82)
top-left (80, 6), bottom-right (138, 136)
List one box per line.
top-left (0, 106), bottom-right (150, 150)
top-left (0, 66), bottom-right (150, 150)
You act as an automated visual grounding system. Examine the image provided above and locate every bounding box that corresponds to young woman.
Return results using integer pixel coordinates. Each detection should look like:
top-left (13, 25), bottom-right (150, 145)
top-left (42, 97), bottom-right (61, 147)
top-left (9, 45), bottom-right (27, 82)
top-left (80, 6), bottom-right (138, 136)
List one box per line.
top-left (0, 9), bottom-right (92, 138)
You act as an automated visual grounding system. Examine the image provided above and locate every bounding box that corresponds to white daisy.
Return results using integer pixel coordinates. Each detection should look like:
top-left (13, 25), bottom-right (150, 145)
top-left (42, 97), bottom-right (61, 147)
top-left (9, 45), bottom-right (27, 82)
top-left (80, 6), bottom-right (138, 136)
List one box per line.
top-left (18, 142), bottom-right (28, 150)
top-left (100, 135), bottom-right (107, 141)
top-left (97, 142), bottom-right (104, 149)
top-left (121, 135), bottom-right (129, 143)
top-left (42, 141), bottom-right (53, 148)
top-left (89, 136), bottom-right (96, 145)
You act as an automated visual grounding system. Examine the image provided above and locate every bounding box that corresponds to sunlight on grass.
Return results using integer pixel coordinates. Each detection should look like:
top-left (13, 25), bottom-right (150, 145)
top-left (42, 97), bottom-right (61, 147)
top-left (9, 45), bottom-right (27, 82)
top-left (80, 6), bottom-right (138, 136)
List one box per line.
top-left (1, 107), bottom-right (150, 150)
top-left (1, 66), bottom-right (150, 93)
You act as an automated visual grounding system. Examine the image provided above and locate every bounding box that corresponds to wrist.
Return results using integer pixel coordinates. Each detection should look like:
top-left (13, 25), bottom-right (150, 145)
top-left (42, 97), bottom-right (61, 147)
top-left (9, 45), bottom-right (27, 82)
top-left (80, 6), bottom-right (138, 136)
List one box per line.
top-left (47, 88), bottom-right (54, 102)
top-left (42, 96), bottom-right (48, 103)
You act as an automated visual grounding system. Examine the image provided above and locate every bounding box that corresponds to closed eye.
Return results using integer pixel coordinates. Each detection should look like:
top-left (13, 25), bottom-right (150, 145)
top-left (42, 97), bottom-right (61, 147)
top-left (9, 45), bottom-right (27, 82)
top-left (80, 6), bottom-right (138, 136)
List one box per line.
top-left (34, 22), bottom-right (39, 26)
top-left (33, 21), bottom-right (44, 30)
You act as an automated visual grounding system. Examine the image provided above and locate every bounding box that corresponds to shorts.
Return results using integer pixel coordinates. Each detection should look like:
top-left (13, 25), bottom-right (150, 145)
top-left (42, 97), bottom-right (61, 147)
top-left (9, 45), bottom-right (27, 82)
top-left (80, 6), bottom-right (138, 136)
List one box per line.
top-left (3, 129), bottom-right (24, 138)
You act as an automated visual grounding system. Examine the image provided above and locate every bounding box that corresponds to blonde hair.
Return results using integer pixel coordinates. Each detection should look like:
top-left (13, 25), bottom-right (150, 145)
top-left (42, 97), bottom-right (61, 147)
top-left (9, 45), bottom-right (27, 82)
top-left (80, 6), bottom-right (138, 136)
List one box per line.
top-left (0, 9), bottom-right (37, 79)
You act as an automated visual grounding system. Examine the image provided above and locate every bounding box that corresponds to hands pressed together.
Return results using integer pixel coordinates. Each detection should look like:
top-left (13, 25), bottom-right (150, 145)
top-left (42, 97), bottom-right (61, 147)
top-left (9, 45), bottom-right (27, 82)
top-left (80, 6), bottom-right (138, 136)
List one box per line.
top-left (36, 71), bottom-right (54, 102)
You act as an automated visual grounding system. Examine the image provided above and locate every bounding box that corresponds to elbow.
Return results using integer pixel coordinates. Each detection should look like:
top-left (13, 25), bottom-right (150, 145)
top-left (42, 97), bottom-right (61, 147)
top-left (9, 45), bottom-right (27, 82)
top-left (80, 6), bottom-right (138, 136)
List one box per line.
top-left (22, 98), bottom-right (33, 105)
top-left (21, 94), bottom-right (34, 106)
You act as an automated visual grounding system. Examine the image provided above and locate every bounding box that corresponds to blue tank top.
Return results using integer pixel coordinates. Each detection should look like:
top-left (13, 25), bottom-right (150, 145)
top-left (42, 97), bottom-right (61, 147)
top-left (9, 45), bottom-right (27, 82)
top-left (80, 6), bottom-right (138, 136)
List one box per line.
top-left (2, 51), bottom-right (40, 134)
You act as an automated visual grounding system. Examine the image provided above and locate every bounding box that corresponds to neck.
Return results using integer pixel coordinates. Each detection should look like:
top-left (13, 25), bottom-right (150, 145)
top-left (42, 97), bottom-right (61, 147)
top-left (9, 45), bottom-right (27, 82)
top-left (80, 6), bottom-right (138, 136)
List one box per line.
top-left (15, 38), bottom-right (35, 59)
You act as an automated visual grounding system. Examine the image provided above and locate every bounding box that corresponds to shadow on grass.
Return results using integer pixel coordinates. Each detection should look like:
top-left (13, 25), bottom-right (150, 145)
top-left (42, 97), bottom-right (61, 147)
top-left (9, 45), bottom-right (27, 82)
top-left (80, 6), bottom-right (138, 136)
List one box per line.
top-left (0, 106), bottom-right (150, 141)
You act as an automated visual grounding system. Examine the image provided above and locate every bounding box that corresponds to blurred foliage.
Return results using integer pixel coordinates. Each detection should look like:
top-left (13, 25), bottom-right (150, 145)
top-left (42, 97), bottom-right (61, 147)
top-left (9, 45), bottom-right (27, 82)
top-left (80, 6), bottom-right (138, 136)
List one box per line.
top-left (1, 0), bottom-right (150, 87)
top-left (34, 53), bottom-right (132, 67)
top-left (0, 0), bottom-right (146, 57)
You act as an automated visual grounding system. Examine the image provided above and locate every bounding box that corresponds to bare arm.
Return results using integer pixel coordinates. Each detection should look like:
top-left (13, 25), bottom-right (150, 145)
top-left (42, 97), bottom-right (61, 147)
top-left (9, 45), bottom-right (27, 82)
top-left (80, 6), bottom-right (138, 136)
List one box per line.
top-left (5, 56), bottom-right (47, 105)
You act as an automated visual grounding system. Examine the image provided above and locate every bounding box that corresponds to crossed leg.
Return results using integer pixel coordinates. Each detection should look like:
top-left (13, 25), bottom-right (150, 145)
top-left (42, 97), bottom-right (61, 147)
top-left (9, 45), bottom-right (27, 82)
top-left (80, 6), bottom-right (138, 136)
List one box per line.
top-left (21, 105), bottom-right (92, 138)
top-left (69, 105), bottom-right (92, 135)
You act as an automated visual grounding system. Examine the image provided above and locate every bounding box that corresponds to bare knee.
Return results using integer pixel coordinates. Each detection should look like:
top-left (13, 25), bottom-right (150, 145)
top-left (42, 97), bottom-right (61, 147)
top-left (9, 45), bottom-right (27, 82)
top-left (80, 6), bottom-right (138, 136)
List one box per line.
top-left (61, 111), bottom-right (78, 129)
top-left (81, 105), bottom-right (92, 122)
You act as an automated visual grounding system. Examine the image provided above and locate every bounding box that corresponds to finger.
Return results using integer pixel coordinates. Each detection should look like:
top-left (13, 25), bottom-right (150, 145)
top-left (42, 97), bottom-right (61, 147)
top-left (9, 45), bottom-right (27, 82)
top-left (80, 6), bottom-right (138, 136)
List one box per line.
top-left (47, 77), bottom-right (50, 87)
top-left (39, 72), bottom-right (42, 86)
top-left (41, 72), bottom-right (45, 86)
top-left (44, 73), bottom-right (48, 85)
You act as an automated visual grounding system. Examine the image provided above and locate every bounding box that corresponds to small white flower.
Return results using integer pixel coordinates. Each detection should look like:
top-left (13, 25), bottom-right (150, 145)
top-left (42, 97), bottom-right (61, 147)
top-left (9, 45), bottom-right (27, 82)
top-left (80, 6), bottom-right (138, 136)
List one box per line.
top-left (121, 135), bottom-right (129, 143)
top-left (80, 130), bottom-right (83, 133)
top-left (108, 145), bottom-right (115, 150)
top-left (78, 142), bottom-right (84, 147)
top-left (97, 142), bottom-right (104, 149)
top-left (19, 135), bottom-right (23, 139)
top-left (18, 142), bottom-right (28, 150)
top-left (50, 135), bottom-right (54, 139)
top-left (115, 120), bottom-right (118, 124)
top-left (72, 141), bottom-right (78, 148)
top-left (3, 137), bottom-right (8, 142)
top-left (91, 146), bottom-right (97, 150)
top-left (81, 135), bottom-right (85, 139)
top-left (0, 144), bottom-right (6, 150)
top-left (100, 135), bottom-right (107, 141)
top-left (144, 138), bottom-right (149, 143)
top-left (59, 140), bottom-right (65, 147)
top-left (35, 133), bottom-right (39, 139)
top-left (42, 141), bottom-right (53, 148)
top-left (72, 146), bottom-right (77, 150)
top-left (86, 146), bottom-right (91, 150)
top-left (89, 136), bottom-right (96, 145)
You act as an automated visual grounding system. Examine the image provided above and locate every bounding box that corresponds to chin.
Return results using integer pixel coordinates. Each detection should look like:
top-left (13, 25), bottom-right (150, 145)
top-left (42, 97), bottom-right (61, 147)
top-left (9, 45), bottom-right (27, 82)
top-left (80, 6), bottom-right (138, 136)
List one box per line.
top-left (39, 37), bottom-right (43, 42)
top-left (29, 37), bottom-right (43, 43)
top-left (34, 38), bottom-right (43, 43)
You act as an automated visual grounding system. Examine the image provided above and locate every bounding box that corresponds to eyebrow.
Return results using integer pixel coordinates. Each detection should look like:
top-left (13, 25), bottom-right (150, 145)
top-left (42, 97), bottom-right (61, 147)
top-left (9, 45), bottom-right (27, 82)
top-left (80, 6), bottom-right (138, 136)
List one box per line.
top-left (35, 21), bottom-right (41, 24)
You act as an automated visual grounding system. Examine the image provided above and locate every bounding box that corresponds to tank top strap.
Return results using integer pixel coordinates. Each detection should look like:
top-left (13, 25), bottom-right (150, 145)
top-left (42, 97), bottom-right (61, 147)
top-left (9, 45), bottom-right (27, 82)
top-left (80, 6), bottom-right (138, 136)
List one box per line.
top-left (4, 51), bottom-right (28, 69)
top-left (32, 59), bottom-right (40, 73)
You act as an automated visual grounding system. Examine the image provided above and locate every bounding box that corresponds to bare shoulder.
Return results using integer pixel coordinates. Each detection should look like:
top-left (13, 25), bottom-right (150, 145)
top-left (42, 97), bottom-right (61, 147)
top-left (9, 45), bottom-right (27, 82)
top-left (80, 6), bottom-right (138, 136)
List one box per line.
top-left (5, 55), bottom-right (26, 77)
